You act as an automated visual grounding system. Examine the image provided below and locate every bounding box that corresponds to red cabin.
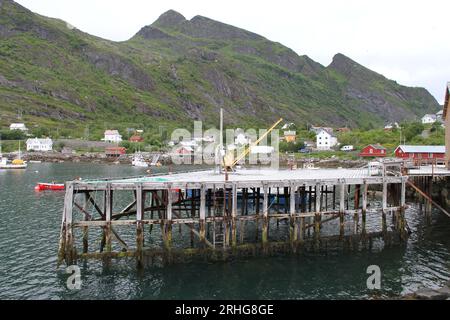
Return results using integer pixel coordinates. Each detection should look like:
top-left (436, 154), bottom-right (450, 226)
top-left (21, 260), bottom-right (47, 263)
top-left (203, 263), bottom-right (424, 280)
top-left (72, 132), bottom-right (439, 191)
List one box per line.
top-left (129, 135), bottom-right (144, 143)
top-left (105, 147), bottom-right (126, 156)
top-left (359, 144), bottom-right (387, 157)
top-left (394, 145), bottom-right (445, 160)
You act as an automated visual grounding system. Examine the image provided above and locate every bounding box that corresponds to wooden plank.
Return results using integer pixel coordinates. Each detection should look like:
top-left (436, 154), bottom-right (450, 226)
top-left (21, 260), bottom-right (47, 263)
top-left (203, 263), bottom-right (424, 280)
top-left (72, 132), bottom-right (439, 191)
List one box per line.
top-left (339, 183), bottom-right (345, 213)
top-left (136, 184), bottom-right (143, 221)
top-left (167, 184), bottom-right (173, 221)
top-left (232, 183), bottom-right (238, 218)
top-left (382, 180), bottom-right (388, 211)
top-left (200, 184), bottom-right (206, 220)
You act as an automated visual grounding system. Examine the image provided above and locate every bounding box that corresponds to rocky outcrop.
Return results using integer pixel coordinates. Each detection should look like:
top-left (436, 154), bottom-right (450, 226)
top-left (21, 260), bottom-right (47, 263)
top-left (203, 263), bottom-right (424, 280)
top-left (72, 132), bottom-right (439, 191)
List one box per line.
top-left (327, 53), bottom-right (440, 122)
top-left (135, 26), bottom-right (173, 40)
top-left (152, 10), bottom-right (186, 29)
top-left (81, 46), bottom-right (154, 91)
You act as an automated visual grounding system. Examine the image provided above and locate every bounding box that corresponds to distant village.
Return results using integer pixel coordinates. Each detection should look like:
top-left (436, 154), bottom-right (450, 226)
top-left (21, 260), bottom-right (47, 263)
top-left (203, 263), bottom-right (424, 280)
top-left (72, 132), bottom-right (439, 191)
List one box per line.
top-left (1, 88), bottom-right (448, 166)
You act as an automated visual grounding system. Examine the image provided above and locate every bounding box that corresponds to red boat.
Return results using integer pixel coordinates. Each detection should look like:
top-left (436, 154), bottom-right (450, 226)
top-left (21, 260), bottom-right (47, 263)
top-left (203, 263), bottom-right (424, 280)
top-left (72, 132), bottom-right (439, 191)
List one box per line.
top-left (35, 182), bottom-right (65, 191)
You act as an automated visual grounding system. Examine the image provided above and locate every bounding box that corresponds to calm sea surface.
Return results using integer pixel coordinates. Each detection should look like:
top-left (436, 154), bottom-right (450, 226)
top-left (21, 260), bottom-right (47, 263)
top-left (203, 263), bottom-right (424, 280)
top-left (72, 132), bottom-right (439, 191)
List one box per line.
top-left (0, 163), bottom-right (449, 299)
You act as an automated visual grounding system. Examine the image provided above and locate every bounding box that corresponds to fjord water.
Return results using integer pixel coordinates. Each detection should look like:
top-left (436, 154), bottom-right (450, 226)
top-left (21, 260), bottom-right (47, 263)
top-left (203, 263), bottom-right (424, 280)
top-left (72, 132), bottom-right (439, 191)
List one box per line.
top-left (0, 163), bottom-right (449, 299)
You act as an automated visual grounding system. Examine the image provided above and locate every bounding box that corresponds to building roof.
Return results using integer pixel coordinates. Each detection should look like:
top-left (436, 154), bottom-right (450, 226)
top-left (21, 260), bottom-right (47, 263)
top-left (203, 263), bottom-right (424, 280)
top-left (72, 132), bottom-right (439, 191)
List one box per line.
top-left (436, 110), bottom-right (443, 116)
top-left (317, 128), bottom-right (336, 137)
top-left (365, 144), bottom-right (386, 150)
top-left (396, 145), bottom-right (445, 153)
top-left (104, 130), bottom-right (120, 135)
top-left (422, 114), bottom-right (437, 119)
top-left (129, 135), bottom-right (144, 141)
top-left (26, 138), bottom-right (52, 143)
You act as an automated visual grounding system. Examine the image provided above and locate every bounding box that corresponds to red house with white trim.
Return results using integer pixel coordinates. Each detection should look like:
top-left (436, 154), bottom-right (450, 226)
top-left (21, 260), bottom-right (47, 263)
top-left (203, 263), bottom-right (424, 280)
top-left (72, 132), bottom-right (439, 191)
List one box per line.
top-left (394, 145), bottom-right (445, 160)
top-left (359, 144), bottom-right (387, 157)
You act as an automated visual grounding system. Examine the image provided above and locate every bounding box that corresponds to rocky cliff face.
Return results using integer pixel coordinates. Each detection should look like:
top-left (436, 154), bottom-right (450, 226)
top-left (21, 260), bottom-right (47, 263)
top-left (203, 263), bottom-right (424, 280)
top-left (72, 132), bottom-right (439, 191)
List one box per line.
top-left (0, 1), bottom-right (440, 134)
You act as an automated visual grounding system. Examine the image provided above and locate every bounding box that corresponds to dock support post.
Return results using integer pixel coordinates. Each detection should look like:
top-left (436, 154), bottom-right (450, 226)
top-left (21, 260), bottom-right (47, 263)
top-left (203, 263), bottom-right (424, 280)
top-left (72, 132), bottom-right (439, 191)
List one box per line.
top-left (199, 184), bottom-right (206, 247)
top-left (426, 177), bottom-right (432, 223)
top-left (314, 183), bottom-right (321, 250)
top-left (339, 182), bottom-right (345, 238)
top-left (105, 183), bottom-right (112, 254)
top-left (362, 181), bottom-right (368, 237)
top-left (289, 184), bottom-right (297, 244)
top-left (82, 192), bottom-right (89, 254)
top-left (231, 183), bottom-right (237, 248)
top-left (136, 183), bottom-right (144, 266)
top-left (353, 184), bottom-right (360, 234)
top-left (164, 185), bottom-right (173, 252)
top-left (382, 180), bottom-right (388, 236)
top-left (262, 184), bottom-right (269, 251)
top-left (299, 186), bottom-right (305, 242)
top-left (63, 183), bottom-right (75, 265)
top-left (399, 179), bottom-right (407, 240)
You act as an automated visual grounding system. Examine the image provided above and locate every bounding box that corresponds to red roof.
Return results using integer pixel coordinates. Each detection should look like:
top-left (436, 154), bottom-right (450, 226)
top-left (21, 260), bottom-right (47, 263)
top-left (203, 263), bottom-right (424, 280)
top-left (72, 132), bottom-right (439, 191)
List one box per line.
top-left (105, 147), bottom-right (126, 155)
top-left (129, 135), bottom-right (144, 142)
top-left (359, 144), bottom-right (386, 157)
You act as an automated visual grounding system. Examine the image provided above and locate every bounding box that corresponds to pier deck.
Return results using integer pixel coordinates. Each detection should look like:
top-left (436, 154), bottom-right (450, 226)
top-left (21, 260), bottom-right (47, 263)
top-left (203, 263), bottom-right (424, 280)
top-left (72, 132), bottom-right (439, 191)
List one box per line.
top-left (407, 166), bottom-right (450, 177)
top-left (81, 168), bottom-right (374, 184)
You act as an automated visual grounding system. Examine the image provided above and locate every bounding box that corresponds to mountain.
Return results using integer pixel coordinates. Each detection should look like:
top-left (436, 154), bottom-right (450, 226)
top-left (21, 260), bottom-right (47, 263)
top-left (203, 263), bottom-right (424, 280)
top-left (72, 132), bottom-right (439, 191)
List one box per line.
top-left (0, 0), bottom-right (440, 138)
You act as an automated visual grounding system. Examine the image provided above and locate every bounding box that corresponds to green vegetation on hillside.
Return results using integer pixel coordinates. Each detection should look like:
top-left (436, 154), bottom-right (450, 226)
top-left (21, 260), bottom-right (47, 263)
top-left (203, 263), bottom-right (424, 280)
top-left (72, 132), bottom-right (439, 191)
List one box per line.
top-left (0, 1), bottom-right (441, 140)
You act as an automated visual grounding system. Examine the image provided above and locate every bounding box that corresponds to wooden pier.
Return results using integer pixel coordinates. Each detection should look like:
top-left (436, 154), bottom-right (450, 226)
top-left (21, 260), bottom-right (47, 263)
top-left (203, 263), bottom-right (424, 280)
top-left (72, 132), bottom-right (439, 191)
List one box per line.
top-left (57, 167), bottom-right (413, 266)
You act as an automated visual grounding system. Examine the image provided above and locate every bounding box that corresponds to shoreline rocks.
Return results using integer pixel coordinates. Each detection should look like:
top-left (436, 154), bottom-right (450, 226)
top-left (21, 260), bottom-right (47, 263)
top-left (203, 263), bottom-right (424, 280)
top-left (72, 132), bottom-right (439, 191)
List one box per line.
top-left (403, 281), bottom-right (450, 300)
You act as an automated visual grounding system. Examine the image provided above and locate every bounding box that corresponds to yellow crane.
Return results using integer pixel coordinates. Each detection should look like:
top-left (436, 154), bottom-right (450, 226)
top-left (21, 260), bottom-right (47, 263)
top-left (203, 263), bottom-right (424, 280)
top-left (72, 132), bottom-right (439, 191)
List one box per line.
top-left (223, 117), bottom-right (283, 180)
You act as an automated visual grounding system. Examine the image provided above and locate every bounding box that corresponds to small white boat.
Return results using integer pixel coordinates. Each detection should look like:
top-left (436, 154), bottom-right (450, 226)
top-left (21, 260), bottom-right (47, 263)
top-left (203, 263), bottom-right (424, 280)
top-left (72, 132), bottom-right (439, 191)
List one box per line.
top-left (132, 152), bottom-right (148, 167)
top-left (0, 141), bottom-right (27, 169)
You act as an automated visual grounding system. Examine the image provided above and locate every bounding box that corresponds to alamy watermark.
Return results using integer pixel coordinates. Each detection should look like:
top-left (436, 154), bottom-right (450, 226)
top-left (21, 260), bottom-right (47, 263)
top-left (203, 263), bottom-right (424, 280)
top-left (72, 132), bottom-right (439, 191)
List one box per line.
top-left (169, 121), bottom-right (280, 169)
top-left (366, 265), bottom-right (381, 290)
top-left (66, 265), bottom-right (82, 290)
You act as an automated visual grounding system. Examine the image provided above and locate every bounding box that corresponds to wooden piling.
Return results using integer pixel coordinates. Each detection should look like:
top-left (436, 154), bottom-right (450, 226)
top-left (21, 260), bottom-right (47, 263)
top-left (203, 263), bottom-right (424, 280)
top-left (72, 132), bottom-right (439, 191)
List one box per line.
top-left (199, 185), bottom-right (206, 247)
top-left (104, 183), bottom-right (112, 254)
top-left (136, 183), bottom-right (144, 265)
top-left (63, 183), bottom-right (74, 265)
top-left (82, 192), bottom-right (89, 254)
top-left (314, 184), bottom-right (321, 248)
top-left (262, 184), bottom-right (269, 249)
top-left (231, 183), bottom-right (238, 248)
top-left (382, 180), bottom-right (388, 235)
top-left (289, 184), bottom-right (297, 243)
top-left (339, 182), bottom-right (345, 237)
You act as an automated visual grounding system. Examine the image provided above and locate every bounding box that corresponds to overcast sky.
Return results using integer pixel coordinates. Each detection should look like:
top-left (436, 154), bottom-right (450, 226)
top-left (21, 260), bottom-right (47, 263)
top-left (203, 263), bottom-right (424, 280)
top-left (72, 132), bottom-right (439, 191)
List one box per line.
top-left (15, 0), bottom-right (450, 104)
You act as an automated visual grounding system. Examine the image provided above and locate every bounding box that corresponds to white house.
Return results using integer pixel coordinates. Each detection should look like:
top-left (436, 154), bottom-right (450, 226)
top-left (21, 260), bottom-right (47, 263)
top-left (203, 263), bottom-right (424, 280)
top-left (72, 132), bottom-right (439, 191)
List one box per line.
top-left (281, 122), bottom-right (295, 130)
top-left (421, 114), bottom-right (437, 124)
top-left (436, 110), bottom-right (444, 121)
top-left (384, 122), bottom-right (399, 130)
top-left (26, 138), bottom-right (53, 151)
top-left (310, 126), bottom-right (333, 134)
top-left (316, 129), bottom-right (338, 150)
top-left (103, 130), bottom-right (122, 143)
top-left (235, 133), bottom-right (251, 145)
top-left (10, 123), bottom-right (28, 132)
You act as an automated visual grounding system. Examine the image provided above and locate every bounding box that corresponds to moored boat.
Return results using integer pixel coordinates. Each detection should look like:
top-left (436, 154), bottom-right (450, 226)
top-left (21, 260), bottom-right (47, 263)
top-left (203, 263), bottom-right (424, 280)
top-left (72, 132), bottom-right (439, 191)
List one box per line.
top-left (132, 152), bottom-right (148, 167)
top-left (34, 182), bottom-right (65, 191)
top-left (0, 140), bottom-right (28, 169)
